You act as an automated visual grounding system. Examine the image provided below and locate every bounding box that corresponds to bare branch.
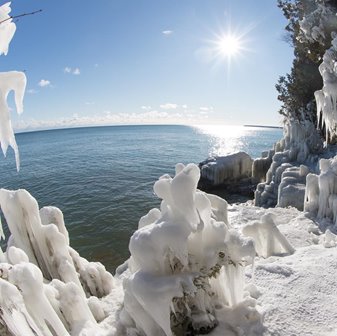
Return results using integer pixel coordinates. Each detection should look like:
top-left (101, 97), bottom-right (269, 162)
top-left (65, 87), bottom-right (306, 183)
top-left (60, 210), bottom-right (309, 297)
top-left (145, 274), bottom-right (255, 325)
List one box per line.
top-left (0, 9), bottom-right (42, 25)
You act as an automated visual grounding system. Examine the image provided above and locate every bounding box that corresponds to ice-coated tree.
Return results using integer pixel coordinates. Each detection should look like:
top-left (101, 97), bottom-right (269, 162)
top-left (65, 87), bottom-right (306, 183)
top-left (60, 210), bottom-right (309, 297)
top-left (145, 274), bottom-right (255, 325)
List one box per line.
top-left (276, 0), bottom-right (337, 142)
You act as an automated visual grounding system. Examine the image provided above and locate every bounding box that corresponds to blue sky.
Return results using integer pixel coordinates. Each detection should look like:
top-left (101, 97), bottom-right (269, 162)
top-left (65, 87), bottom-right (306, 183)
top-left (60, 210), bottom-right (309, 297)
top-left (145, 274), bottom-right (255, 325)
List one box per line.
top-left (2, 0), bottom-right (293, 130)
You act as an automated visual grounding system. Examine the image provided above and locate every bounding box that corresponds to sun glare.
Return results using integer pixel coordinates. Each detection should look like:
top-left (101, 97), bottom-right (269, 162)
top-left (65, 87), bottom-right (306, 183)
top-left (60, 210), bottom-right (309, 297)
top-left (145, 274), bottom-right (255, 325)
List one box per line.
top-left (217, 34), bottom-right (241, 57)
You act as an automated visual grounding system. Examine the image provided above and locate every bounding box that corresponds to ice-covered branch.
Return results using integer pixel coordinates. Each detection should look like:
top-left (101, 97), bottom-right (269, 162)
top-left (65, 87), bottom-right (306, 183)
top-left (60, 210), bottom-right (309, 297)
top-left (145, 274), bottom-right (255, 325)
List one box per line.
top-left (0, 2), bottom-right (16, 56)
top-left (0, 9), bottom-right (42, 26)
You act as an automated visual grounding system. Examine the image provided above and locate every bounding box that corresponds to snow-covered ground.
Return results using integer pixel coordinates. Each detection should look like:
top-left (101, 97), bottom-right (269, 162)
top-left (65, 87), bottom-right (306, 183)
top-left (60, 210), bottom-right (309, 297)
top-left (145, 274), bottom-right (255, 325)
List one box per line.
top-left (97, 203), bottom-right (337, 336)
top-left (230, 204), bottom-right (337, 336)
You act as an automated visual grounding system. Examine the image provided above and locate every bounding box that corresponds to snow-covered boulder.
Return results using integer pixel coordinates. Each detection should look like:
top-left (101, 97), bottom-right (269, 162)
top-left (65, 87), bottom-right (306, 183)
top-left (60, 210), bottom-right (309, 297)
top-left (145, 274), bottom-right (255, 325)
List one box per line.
top-left (252, 149), bottom-right (274, 183)
top-left (199, 152), bottom-right (253, 186)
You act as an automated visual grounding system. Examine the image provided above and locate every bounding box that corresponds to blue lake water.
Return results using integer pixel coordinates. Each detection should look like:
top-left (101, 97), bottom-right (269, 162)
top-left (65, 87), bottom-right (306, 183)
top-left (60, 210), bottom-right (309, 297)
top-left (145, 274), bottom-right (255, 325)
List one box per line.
top-left (0, 125), bottom-right (282, 272)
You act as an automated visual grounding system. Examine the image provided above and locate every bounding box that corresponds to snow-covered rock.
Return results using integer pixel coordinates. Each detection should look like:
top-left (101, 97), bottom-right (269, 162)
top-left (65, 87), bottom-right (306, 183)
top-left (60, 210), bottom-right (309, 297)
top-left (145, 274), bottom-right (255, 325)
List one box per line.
top-left (200, 152), bottom-right (253, 186)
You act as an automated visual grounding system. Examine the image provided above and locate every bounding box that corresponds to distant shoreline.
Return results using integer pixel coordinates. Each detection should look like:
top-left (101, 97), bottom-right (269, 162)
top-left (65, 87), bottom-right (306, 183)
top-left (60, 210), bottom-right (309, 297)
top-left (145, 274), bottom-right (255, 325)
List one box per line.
top-left (244, 124), bottom-right (282, 129)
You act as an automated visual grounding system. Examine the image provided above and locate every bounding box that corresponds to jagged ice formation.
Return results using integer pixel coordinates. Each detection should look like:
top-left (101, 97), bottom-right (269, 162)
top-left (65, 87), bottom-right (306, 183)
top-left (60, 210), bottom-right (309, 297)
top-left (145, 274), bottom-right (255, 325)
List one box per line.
top-left (0, 3), bottom-right (26, 171)
top-left (254, 118), bottom-right (321, 209)
top-left (119, 163), bottom-right (262, 335)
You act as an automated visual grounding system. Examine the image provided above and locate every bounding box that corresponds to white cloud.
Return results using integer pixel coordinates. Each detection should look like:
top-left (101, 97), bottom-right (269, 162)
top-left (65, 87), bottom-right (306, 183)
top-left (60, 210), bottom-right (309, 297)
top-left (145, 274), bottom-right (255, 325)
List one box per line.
top-left (64, 66), bottom-right (81, 75)
top-left (141, 105), bottom-right (152, 110)
top-left (38, 79), bottom-right (51, 87)
top-left (182, 104), bottom-right (188, 109)
top-left (199, 106), bottom-right (214, 112)
top-left (162, 30), bottom-right (173, 35)
top-left (27, 89), bottom-right (38, 94)
top-left (13, 109), bottom-right (210, 132)
top-left (160, 103), bottom-right (178, 110)
top-left (85, 101), bottom-right (95, 105)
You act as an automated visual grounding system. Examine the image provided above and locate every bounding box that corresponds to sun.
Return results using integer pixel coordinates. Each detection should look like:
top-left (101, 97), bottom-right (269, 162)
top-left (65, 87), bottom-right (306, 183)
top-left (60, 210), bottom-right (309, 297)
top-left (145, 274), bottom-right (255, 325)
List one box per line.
top-left (216, 34), bottom-right (242, 58)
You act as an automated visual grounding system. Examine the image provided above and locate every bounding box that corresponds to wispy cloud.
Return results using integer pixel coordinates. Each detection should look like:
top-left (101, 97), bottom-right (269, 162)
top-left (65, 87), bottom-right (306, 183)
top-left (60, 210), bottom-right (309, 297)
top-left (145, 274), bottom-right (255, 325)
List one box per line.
top-left (162, 30), bottom-right (173, 36)
top-left (27, 89), bottom-right (38, 94)
top-left (64, 66), bottom-right (81, 75)
top-left (38, 79), bottom-right (51, 87)
top-left (13, 109), bottom-right (210, 132)
top-left (199, 106), bottom-right (214, 112)
top-left (141, 105), bottom-right (152, 110)
top-left (160, 103), bottom-right (178, 110)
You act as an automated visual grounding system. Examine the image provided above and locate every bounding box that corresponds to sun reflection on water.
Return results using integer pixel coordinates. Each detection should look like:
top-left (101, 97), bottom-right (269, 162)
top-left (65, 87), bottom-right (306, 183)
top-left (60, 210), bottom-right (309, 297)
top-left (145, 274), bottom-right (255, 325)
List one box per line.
top-left (194, 124), bottom-right (247, 157)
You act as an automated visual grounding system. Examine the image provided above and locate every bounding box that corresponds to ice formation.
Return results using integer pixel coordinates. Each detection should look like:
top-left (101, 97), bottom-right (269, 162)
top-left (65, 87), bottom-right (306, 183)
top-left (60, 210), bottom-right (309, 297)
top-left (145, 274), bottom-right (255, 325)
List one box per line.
top-left (298, 1), bottom-right (337, 144)
top-left (0, 3), bottom-right (26, 172)
top-left (0, 2), bottom-right (16, 56)
top-left (254, 118), bottom-right (322, 209)
top-left (298, 3), bottom-right (334, 46)
top-left (252, 149), bottom-right (274, 183)
top-left (315, 35), bottom-right (337, 144)
top-left (242, 213), bottom-right (295, 258)
top-left (304, 155), bottom-right (337, 231)
top-left (0, 71), bottom-right (26, 171)
top-left (119, 163), bottom-right (260, 335)
top-left (199, 152), bottom-right (253, 186)
top-left (0, 188), bottom-right (114, 335)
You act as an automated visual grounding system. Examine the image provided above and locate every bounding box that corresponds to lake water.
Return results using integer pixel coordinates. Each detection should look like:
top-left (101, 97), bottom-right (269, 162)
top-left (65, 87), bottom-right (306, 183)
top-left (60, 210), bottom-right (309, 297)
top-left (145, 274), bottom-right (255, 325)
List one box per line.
top-left (0, 125), bottom-right (282, 272)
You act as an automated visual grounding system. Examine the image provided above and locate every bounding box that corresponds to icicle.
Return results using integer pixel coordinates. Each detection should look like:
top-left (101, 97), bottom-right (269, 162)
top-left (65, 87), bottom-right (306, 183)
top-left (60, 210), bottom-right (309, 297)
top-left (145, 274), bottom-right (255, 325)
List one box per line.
top-left (0, 71), bottom-right (27, 171)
